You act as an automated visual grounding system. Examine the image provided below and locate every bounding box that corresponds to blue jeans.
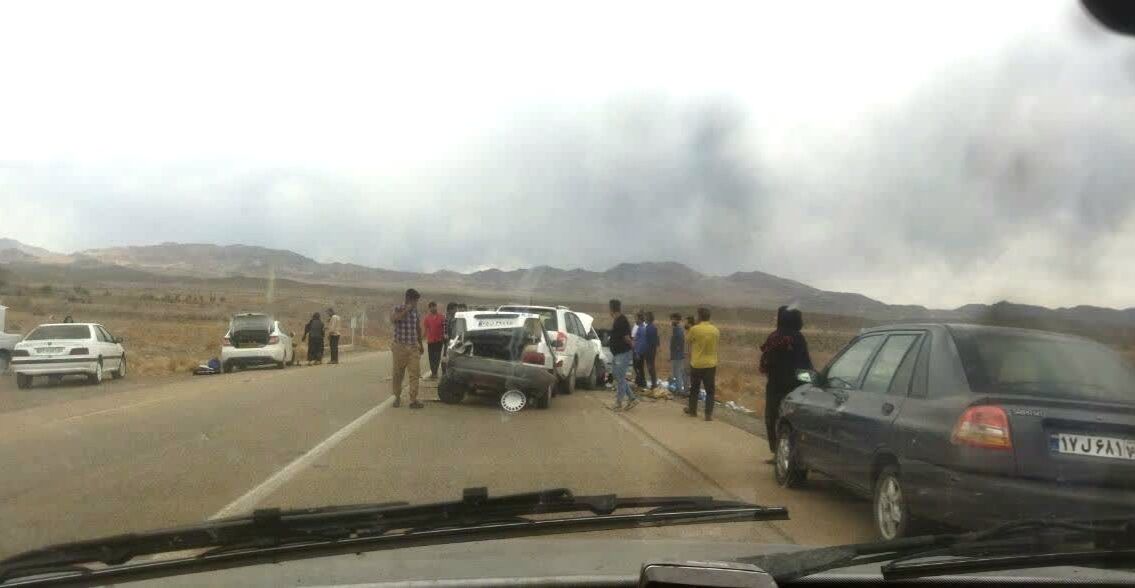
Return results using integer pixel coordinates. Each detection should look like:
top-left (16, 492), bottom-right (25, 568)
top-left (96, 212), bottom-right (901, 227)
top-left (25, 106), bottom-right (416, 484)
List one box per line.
top-left (613, 351), bottom-right (635, 404)
top-left (670, 359), bottom-right (686, 396)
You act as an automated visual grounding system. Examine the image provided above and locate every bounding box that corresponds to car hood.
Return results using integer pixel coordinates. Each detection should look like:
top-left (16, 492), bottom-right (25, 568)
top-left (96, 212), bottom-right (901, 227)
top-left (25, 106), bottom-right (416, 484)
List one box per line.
top-left (133, 537), bottom-right (1135, 587)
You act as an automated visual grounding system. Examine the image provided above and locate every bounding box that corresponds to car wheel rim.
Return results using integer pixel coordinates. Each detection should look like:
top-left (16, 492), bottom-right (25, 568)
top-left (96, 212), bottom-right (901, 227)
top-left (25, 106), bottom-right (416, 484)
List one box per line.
top-left (877, 477), bottom-right (903, 539)
top-left (95, 363), bottom-right (103, 382)
top-left (776, 434), bottom-right (792, 476)
top-left (501, 389), bottom-right (526, 413)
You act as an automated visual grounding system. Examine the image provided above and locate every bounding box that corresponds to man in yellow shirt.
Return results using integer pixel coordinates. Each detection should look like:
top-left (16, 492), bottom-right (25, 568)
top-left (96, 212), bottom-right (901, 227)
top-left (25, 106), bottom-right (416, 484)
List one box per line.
top-left (684, 307), bottom-right (720, 421)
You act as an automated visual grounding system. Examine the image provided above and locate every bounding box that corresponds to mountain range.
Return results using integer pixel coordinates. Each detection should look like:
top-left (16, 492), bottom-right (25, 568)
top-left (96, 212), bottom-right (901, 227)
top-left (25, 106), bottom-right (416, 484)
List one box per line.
top-left (2, 239), bottom-right (1133, 329)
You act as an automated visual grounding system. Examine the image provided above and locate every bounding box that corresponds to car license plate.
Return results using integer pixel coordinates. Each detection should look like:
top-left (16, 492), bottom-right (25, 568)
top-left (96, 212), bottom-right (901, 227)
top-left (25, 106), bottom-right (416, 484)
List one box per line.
top-left (1051, 433), bottom-right (1135, 461)
top-left (477, 319), bottom-right (514, 328)
top-left (36, 347), bottom-right (64, 355)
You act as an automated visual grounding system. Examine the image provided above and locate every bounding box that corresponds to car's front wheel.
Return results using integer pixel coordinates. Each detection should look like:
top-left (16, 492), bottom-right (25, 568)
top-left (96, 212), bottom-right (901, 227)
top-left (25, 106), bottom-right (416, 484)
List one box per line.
top-left (873, 465), bottom-right (912, 540)
top-left (16, 374), bottom-right (32, 389)
top-left (533, 384), bottom-right (552, 409)
top-left (774, 423), bottom-right (808, 488)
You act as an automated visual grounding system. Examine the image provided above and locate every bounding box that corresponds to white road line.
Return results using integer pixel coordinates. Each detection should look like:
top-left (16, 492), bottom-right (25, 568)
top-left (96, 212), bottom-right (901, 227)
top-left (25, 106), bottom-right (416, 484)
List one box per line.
top-left (210, 396), bottom-right (395, 520)
top-left (49, 396), bottom-right (177, 425)
top-left (597, 397), bottom-right (797, 544)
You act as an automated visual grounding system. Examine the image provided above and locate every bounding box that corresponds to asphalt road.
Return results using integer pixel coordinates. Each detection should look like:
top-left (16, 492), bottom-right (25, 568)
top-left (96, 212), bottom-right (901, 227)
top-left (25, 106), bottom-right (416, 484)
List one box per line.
top-left (0, 351), bottom-right (876, 558)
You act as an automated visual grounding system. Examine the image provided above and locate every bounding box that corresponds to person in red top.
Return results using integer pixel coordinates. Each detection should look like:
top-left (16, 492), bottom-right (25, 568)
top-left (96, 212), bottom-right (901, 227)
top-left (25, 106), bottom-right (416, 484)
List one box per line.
top-left (422, 301), bottom-right (447, 379)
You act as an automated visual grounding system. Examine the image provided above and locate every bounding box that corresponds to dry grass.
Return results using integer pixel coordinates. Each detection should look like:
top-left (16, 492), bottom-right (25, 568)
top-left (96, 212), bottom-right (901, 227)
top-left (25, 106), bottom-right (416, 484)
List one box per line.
top-left (0, 283), bottom-right (407, 376)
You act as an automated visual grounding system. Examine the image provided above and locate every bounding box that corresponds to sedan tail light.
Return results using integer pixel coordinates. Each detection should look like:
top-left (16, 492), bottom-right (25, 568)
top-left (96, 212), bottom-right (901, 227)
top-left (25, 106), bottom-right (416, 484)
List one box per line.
top-left (952, 405), bottom-right (1013, 450)
top-left (268, 336), bottom-right (279, 345)
top-left (69, 347), bottom-right (90, 356)
top-left (222, 337), bottom-right (232, 347)
top-left (522, 351), bottom-right (545, 366)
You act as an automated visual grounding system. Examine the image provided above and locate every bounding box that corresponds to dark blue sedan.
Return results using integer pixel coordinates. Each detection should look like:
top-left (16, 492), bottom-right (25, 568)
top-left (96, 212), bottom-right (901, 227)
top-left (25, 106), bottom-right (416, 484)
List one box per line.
top-left (775, 323), bottom-right (1135, 539)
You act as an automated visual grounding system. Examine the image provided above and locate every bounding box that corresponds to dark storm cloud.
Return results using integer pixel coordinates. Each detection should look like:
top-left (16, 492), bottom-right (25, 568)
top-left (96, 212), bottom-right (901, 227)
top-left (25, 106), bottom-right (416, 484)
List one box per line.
top-left (802, 32), bottom-right (1135, 283)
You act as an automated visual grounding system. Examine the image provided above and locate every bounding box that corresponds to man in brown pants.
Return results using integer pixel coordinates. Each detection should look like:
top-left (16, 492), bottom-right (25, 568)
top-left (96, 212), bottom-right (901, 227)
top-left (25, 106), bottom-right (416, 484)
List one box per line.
top-left (389, 288), bottom-right (425, 409)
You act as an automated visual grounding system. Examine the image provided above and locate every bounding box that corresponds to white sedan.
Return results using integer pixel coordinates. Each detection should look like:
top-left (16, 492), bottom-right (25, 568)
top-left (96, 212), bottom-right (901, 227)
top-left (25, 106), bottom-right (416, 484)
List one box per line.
top-left (10, 323), bottom-right (127, 388)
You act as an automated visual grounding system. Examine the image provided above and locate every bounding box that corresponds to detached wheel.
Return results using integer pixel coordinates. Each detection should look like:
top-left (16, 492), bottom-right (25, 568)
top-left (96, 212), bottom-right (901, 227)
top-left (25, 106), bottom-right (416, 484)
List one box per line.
top-left (873, 465), bottom-right (912, 540)
top-left (16, 374), bottom-right (32, 389)
top-left (774, 423), bottom-right (808, 488)
top-left (437, 378), bottom-right (465, 404)
top-left (88, 360), bottom-right (104, 385)
top-left (558, 359), bottom-right (577, 395)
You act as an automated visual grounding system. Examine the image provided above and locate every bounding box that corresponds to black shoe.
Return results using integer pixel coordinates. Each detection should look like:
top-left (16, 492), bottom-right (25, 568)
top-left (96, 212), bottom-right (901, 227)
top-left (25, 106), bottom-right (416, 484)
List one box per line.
top-left (393, 398), bottom-right (402, 408)
top-left (409, 402), bottom-right (424, 409)
top-left (683, 408), bottom-right (697, 417)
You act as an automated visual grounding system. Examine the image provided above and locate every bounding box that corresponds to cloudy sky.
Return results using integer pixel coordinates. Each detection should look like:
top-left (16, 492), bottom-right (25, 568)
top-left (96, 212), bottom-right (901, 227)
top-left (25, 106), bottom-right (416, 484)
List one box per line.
top-left (1, 1), bottom-right (1133, 309)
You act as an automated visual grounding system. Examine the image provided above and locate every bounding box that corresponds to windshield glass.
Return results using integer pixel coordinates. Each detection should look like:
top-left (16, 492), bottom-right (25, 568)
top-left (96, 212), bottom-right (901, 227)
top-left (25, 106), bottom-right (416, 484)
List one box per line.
top-left (498, 307), bottom-right (559, 332)
top-left (24, 325), bottom-right (91, 341)
top-left (953, 329), bottom-right (1135, 403)
top-left (3, 2), bottom-right (1135, 584)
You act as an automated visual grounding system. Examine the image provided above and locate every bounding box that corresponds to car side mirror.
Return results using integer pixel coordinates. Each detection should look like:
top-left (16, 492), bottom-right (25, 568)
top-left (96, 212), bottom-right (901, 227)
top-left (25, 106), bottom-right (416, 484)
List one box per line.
top-left (796, 369), bottom-right (820, 385)
top-left (113, 337), bottom-right (123, 344)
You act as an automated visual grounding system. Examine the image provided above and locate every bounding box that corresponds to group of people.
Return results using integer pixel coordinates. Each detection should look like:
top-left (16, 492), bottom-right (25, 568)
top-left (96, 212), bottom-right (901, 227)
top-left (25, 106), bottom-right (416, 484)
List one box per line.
top-left (300, 308), bottom-right (342, 366)
top-left (608, 300), bottom-right (722, 419)
top-left (618, 302), bottom-right (812, 438)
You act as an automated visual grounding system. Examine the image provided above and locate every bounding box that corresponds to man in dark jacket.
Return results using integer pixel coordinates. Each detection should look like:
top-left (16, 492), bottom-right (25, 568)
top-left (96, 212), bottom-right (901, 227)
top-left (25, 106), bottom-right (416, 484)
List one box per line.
top-left (669, 313), bottom-right (686, 397)
top-left (642, 312), bottom-right (660, 389)
top-left (760, 306), bottom-right (813, 461)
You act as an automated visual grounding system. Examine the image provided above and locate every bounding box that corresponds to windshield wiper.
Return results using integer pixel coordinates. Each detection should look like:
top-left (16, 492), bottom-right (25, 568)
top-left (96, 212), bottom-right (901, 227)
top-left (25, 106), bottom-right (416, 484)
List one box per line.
top-left (738, 518), bottom-right (1135, 582)
top-left (0, 487), bottom-right (787, 587)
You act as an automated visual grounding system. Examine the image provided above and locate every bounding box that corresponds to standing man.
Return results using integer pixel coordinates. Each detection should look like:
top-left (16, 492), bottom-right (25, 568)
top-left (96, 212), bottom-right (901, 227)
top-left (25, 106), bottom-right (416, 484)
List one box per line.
top-left (608, 299), bottom-right (638, 411)
top-left (390, 288), bottom-right (425, 409)
top-left (326, 308), bottom-right (342, 365)
top-left (684, 307), bottom-right (720, 421)
top-left (668, 313), bottom-right (687, 397)
top-left (642, 311), bottom-right (660, 389)
top-left (632, 312), bottom-right (647, 388)
top-left (684, 315), bottom-right (696, 392)
top-left (422, 301), bottom-right (446, 379)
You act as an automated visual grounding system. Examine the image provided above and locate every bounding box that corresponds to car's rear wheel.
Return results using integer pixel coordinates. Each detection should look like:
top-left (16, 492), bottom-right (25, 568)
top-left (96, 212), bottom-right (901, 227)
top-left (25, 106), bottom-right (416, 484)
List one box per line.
top-left (774, 423), bottom-right (808, 488)
top-left (583, 359), bottom-right (601, 389)
top-left (0, 351), bottom-right (10, 374)
top-left (88, 361), bottom-right (104, 385)
top-left (873, 465), bottom-right (911, 540)
top-left (533, 384), bottom-right (552, 409)
top-left (223, 361), bottom-right (234, 374)
top-left (437, 378), bottom-right (465, 404)
top-left (559, 360), bottom-right (577, 395)
top-left (113, 356), bottom-right (127, 379)
top-left (16, 374), bottom-right (32, 389)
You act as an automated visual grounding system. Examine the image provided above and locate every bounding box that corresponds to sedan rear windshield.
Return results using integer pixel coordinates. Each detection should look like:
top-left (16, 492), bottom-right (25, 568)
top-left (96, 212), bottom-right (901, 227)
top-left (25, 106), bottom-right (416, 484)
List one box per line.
top-left (232, 315), bottom-right (272, 332)
top-left (952, 329), bottom-right (1135, 404)
top-left (498, 307), bottom-right (558, 331)
top-left (25, 325), bottom-right (91, 340)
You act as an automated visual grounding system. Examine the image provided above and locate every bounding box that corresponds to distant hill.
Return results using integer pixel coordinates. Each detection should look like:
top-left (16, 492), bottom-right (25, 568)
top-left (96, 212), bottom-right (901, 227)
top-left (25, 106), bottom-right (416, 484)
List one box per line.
top-left (2, 239), bottom-right (1133, 327)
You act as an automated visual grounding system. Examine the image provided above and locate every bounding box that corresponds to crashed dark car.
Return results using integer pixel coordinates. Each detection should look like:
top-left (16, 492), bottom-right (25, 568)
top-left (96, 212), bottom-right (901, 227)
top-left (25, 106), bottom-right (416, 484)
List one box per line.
top-left (437, 312), bottom-right (559, 411)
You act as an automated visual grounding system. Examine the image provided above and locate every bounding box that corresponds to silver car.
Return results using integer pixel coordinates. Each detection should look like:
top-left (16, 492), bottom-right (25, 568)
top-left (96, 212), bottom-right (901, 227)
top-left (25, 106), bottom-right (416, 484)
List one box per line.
top-left (10, 323), bottom-right (127, 388)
